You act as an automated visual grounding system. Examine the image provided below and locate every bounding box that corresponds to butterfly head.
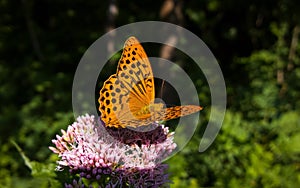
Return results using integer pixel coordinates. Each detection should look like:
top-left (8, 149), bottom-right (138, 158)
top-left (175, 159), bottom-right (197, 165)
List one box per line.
top-left (148, 103), bottom-right (164, 113)
top-left (132, 103), bottom-right (164, 117)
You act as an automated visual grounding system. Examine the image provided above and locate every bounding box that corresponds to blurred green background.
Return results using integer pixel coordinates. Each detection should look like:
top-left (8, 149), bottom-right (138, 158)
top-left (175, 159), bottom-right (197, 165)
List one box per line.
top-left (1, 0), bottom-right (300, 187)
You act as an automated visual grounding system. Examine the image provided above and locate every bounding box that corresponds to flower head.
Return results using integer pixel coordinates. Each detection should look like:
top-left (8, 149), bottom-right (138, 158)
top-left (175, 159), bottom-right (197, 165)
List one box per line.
top-left (50, 114), bottom-right (176, 187)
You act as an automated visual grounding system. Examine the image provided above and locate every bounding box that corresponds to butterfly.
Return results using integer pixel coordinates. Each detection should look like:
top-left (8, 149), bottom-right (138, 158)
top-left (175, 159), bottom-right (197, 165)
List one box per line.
top-left (98, 36), bottom-right (203, 128)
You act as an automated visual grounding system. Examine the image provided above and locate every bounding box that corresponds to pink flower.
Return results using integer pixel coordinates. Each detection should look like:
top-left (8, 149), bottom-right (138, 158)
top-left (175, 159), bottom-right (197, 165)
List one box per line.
top-left (50, 114), bottom-right (176, 187)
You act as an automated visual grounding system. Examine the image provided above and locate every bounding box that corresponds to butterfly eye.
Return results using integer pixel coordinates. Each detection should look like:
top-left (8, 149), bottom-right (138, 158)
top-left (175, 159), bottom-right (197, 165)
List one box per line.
top-left (148, 105), bottom-right (155, 112)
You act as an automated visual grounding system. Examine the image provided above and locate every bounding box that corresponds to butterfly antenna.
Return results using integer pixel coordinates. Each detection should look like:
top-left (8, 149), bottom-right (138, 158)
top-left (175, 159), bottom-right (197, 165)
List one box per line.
top-left (160, 80), bottom-right (165, 99)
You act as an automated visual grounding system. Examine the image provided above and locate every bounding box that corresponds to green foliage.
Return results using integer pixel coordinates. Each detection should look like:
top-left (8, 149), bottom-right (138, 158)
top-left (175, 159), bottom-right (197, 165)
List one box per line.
top-left (0, 0), bottom-right (299, 187)
top-left (168, 111), bottom-right (300, 187)
top-left (7, 141), bottom-right (61, 187)
top-left (168, 0), bottom-right (300, 187)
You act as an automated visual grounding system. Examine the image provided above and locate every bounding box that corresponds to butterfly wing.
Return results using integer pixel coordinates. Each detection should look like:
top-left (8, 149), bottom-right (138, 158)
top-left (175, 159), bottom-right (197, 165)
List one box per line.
top-left (99, 74), bottom-right (131, 128)
top-left (148, 105), bottom-right (203, 123)
top-left (99, 37), bottom-right (155, 128)
top-left (116, 37), bottom-right (155, 112)
top-left (163, 105), bottom-right (203, 120)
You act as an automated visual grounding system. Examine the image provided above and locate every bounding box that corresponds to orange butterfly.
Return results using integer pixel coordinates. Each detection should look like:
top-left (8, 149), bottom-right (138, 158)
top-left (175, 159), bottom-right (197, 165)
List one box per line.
top-left (98, 37), bottom-right (202, 128)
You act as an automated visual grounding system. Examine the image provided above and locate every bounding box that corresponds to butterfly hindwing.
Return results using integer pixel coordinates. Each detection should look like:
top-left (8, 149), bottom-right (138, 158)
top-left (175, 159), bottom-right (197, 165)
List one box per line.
top-left (99, 75), bottom-right (128, 128)
top-left (164, 105), bottom-right (203, 121)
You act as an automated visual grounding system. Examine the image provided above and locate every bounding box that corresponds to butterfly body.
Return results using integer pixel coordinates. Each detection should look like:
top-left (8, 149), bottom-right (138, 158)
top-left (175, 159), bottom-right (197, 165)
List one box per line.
top-left (98, 36), bottom-right (203, 128)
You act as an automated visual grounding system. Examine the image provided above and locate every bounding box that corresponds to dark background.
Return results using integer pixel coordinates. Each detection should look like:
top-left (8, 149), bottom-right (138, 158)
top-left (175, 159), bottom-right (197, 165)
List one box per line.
top-left (1, 0), bottom-right (300, 187)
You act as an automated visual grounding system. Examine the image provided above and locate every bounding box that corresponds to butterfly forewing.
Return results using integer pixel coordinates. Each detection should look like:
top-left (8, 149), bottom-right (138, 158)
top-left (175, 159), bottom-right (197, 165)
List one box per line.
top-left (99, 37), bottom-right (155, 128)
top-left (116, 37), bottom-right (154, 105)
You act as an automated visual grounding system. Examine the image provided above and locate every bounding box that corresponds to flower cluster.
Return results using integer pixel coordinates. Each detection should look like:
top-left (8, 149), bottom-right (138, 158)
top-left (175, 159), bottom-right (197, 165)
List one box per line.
top-left (49, 114), bottom-right (177, 187)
